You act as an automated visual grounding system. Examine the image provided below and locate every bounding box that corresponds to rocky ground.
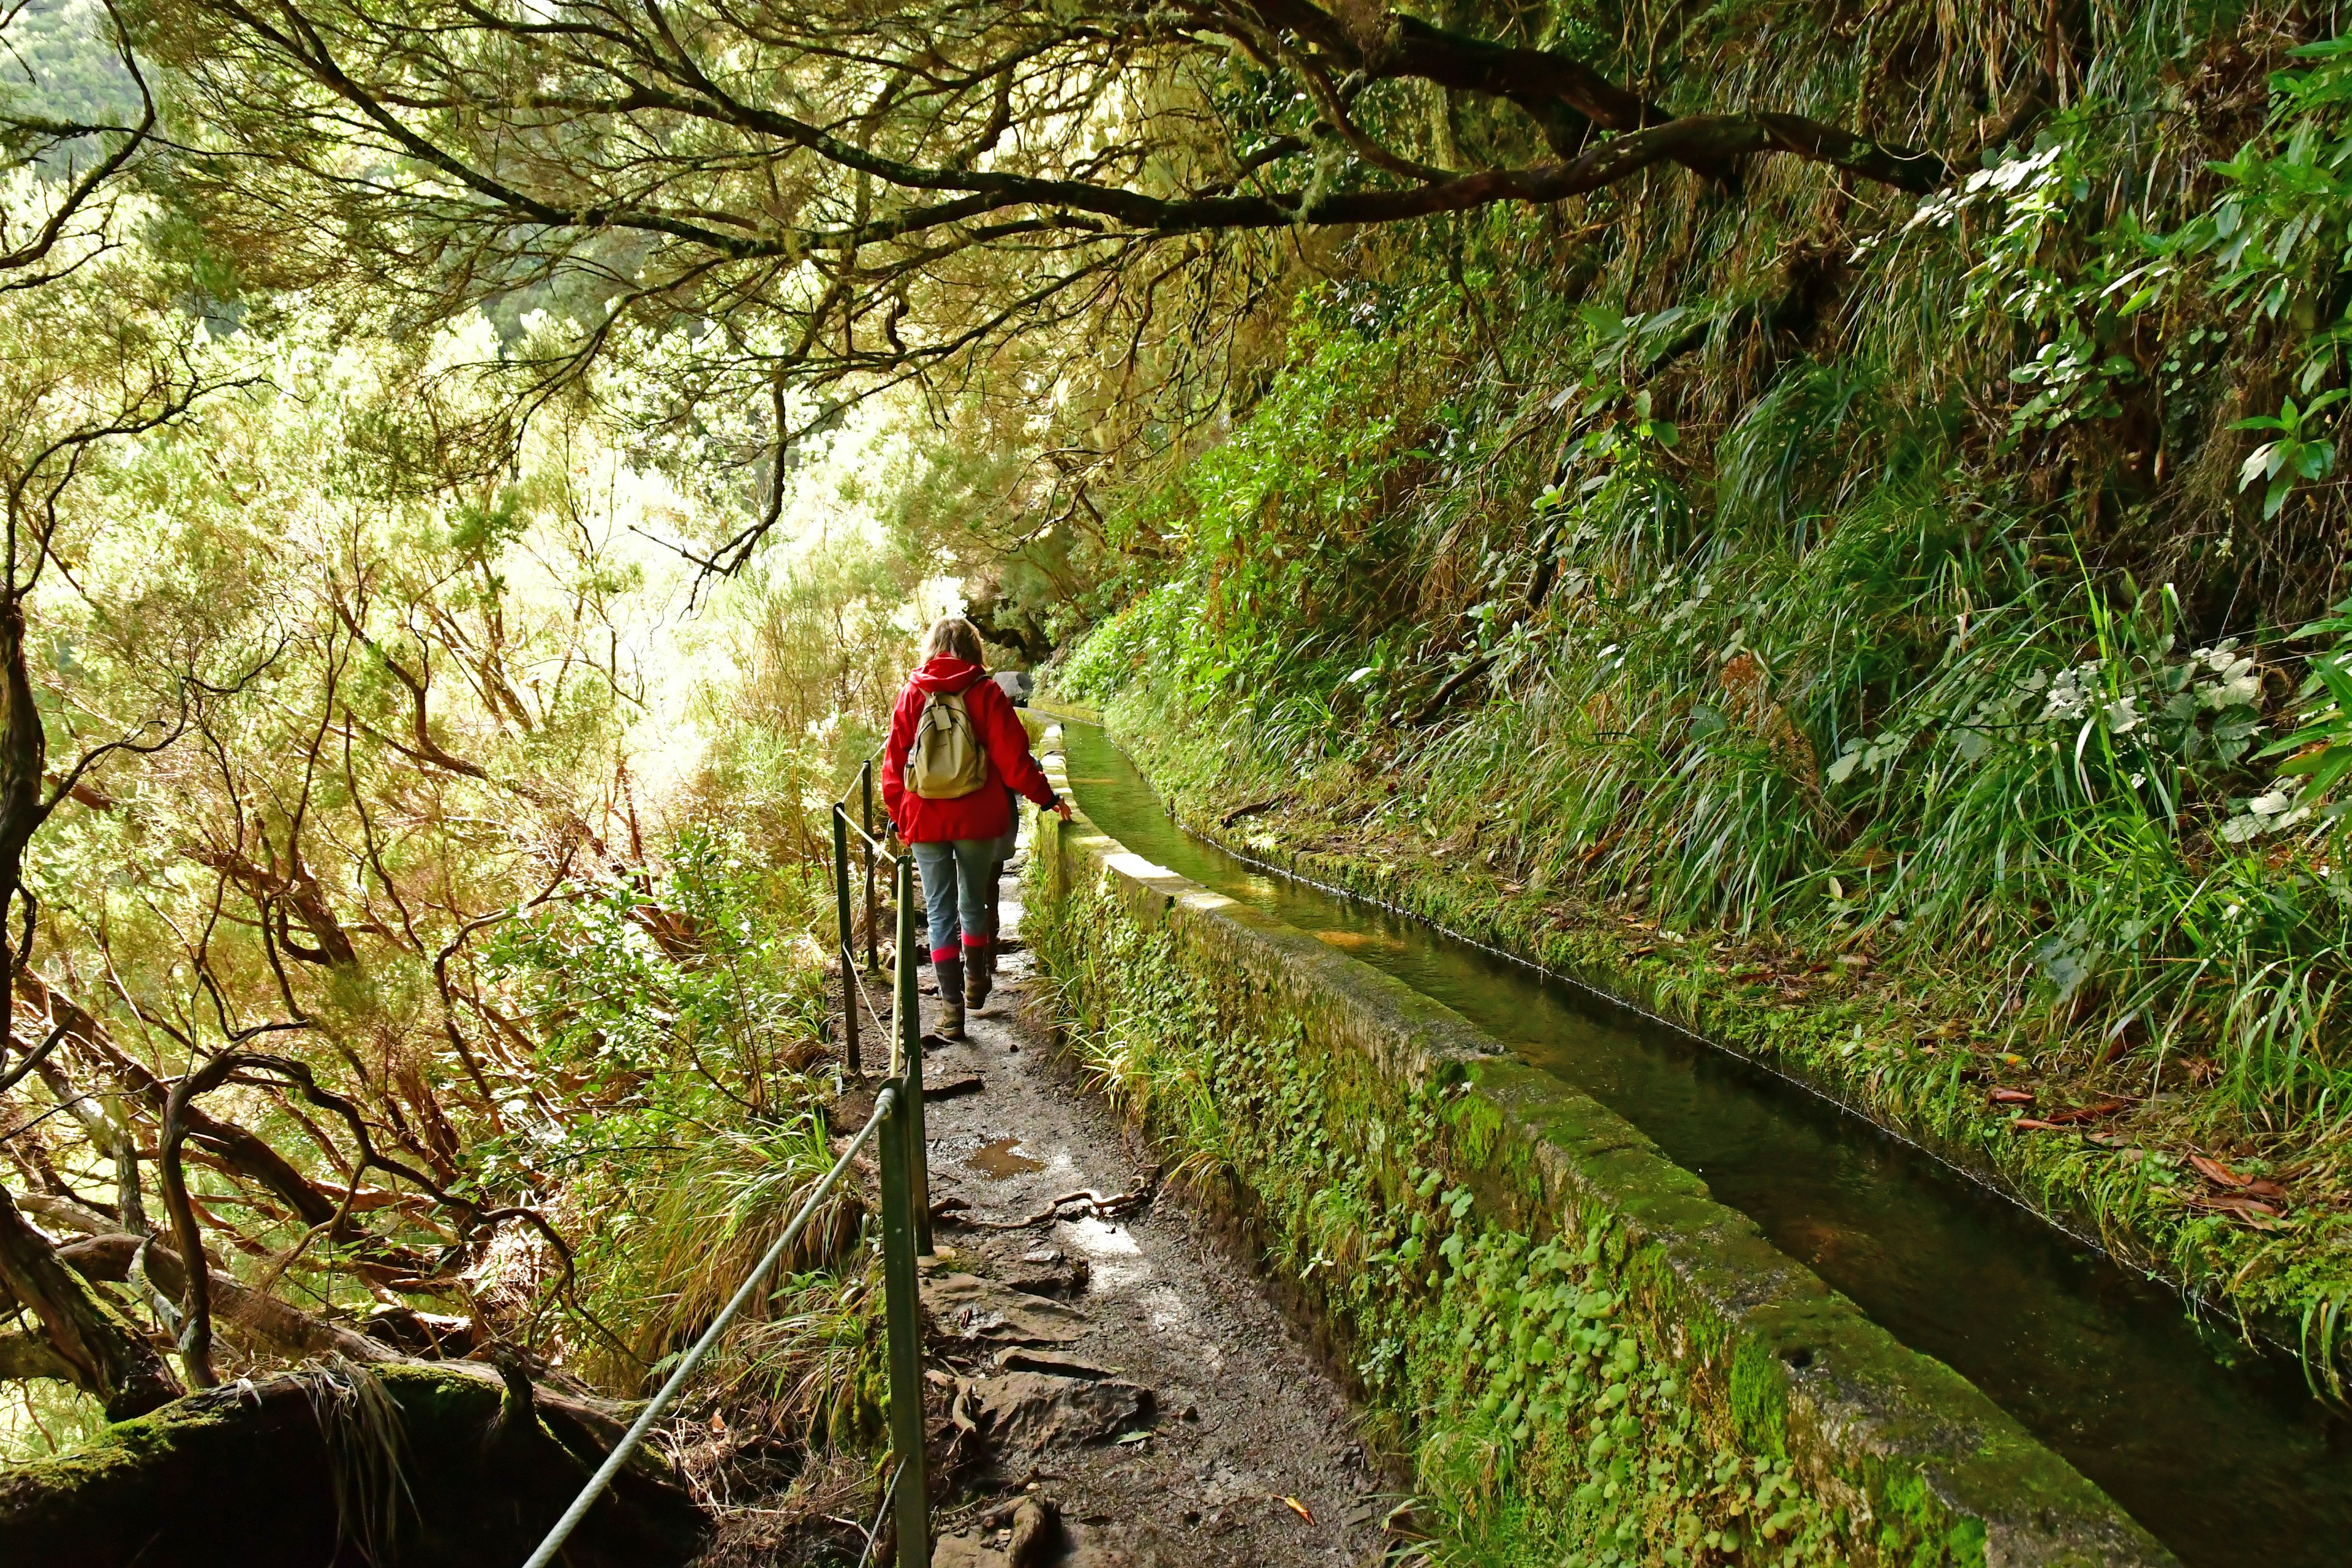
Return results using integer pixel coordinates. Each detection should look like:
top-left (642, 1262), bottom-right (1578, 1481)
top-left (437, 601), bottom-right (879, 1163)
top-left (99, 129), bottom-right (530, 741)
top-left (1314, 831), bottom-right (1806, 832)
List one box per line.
top-left (898, 856), bottom-right (1399, 1568)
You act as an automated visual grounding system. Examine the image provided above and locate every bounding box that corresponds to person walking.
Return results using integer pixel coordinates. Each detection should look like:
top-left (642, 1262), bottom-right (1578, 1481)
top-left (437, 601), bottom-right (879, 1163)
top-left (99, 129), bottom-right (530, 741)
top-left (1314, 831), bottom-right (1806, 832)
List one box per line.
top-left (882, 619), bottom-right (1069, 1039)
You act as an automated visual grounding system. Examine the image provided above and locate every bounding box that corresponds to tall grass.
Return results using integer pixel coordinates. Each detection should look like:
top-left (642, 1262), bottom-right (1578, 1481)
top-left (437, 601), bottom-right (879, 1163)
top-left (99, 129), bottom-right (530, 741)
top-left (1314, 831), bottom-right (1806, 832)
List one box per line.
top-left (1058, 1), bottom-right (2352, 1155)
top-left (573, 1113), bottom-right (881, 1457)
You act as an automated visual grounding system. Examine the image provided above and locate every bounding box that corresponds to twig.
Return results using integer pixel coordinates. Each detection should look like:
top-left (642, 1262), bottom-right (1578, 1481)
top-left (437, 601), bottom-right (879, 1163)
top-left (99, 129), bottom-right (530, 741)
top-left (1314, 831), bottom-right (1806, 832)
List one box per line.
top-left (1218, 797), bottom-right (1286, 829)
top-left (1406, 655), bottom-right (1496, 727)
top-left (943, 1174), bottom-right (1159, 1232)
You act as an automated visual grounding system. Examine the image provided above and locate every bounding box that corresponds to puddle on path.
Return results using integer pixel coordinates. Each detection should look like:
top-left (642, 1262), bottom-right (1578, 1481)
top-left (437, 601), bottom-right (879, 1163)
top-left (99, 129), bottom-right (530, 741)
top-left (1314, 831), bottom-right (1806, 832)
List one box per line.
top-left (969, 1135), bottom-right (1047, 1180)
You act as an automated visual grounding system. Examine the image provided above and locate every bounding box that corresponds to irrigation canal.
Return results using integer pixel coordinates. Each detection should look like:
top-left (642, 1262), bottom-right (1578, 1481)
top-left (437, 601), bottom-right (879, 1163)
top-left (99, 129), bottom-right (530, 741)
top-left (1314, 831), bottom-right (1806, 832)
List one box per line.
top-left (1054, 718), bottom-right (2352, 1568)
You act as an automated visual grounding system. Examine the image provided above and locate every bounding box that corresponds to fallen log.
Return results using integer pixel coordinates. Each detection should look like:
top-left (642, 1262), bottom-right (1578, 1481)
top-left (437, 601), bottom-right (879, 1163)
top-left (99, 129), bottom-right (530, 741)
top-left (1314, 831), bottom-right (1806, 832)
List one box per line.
top-left (0, 1360), bottom-right (706, 1567)
top-left (0, 1188), bottom-right (179, 1417)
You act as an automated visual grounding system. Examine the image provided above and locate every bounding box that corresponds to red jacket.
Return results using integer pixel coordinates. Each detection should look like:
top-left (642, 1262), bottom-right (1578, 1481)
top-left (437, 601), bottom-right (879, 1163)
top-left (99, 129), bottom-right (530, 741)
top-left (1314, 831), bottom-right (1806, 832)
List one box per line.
top-left (881, 657), bottom-right (1057, 843)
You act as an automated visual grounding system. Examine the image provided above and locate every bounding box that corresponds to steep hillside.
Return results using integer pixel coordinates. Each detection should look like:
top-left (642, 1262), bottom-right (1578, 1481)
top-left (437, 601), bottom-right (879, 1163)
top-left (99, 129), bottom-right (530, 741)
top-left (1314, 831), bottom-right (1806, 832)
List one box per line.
top-left (1052, 5), bottom-right (2352, 1366)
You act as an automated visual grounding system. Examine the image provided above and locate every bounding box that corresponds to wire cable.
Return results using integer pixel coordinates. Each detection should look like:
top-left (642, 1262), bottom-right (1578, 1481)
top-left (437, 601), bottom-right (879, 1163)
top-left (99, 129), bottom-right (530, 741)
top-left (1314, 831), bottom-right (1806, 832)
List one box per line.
top-left (519, 1084), bottom-right (899, 1568)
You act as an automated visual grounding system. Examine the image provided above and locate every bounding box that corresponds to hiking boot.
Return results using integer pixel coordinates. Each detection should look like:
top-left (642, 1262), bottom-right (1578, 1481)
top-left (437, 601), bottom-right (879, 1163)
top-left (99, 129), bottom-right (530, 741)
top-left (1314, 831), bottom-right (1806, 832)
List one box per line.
top-left (933, 959), bottom-right (967, 1039)
top-left (965, 941), bottom-right (992, 1011)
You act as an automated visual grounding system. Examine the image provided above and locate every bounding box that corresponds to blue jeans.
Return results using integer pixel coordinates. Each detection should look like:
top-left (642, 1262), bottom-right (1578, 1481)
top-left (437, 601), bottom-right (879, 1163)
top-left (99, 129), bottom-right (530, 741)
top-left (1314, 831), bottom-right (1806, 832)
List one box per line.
top-left (911, 839), bottom-right (997, 961)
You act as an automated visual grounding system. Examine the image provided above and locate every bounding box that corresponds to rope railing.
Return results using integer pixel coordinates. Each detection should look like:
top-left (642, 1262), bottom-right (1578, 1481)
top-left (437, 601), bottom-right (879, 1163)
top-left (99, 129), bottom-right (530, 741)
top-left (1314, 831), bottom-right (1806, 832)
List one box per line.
top-left (840, 810), bottom-right (898, 857)
top-left (852, 1460), bottom-right (908, 1568)
top-left (831, 754), bottom-right (894, 1077)
top-left (845, 948), bottom-right (891, 1042)
top-left (521, 1084), bottom-right (900, 1568)
top-left (521, 751), bottom-right (938, 1568)
top-left (827, 761), bottom-right (932, 1253)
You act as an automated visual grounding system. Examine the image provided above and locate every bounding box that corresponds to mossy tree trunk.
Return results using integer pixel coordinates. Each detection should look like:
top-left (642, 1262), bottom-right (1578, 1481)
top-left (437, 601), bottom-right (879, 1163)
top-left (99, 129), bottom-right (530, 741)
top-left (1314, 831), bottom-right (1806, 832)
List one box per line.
top-left (0, 1186), bottom-right (180, 1419)
top-left (0, 1362), bottom-right (707, 1567)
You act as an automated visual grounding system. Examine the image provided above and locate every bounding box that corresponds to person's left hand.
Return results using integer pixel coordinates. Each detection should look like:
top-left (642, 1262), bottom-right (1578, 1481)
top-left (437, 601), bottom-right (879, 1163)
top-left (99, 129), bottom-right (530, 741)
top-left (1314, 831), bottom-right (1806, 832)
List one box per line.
top-left (1054, 800), bottom-right (1074, 821)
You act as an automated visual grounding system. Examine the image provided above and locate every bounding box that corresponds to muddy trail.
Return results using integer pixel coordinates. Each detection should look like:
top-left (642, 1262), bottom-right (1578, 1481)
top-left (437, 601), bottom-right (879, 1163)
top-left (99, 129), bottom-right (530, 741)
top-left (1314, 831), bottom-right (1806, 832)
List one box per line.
top-left (848, 854), bottom-right (1393, 1567)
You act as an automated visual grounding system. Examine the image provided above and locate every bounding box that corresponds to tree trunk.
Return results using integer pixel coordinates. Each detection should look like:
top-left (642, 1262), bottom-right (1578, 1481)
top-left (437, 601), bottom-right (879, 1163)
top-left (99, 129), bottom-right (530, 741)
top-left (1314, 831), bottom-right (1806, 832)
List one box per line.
top-left (0, 1362), bottom-right (706, 1568)
top-left (0, 598), bottom-right (42, 910)
top-left (58, 1233), bottom-right (401, 1366)
top-left (0, 1186), bottom-right (180, 1419)
top-left (0, 1330), bottom-right (75, 1382)
top-left (24, 973), bottom-right (429, 1270)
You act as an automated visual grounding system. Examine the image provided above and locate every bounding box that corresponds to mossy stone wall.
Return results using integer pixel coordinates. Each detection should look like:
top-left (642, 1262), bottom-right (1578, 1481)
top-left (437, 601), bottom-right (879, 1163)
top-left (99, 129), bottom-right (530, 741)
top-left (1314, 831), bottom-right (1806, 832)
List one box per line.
top-left (1023, 738), bottom-right (2171, 1568)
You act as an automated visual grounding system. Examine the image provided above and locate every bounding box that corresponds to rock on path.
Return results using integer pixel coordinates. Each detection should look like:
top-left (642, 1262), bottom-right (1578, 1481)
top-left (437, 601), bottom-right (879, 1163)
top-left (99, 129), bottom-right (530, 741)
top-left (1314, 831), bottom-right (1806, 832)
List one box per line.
top-left (911, 856), bottom-right (1393, 1568)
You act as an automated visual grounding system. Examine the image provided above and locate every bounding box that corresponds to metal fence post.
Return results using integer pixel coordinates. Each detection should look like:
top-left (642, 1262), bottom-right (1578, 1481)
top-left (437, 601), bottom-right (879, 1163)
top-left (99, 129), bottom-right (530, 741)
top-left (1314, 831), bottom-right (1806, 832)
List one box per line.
top-left (892, 856), bottom-right (932, 1255)
top-left (862, 759), bottom-right (880, 973)
top-left (832, 804), bottom-right (861, 1077)
top-left (876, 1074), bottom-right (930, 1568)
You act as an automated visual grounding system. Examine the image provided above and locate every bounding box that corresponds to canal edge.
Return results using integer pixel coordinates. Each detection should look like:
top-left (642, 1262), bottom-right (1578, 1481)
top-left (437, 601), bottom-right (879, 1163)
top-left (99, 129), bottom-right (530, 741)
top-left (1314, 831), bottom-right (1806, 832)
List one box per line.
top-left (1023, 715), bottom-right (2176, 1568)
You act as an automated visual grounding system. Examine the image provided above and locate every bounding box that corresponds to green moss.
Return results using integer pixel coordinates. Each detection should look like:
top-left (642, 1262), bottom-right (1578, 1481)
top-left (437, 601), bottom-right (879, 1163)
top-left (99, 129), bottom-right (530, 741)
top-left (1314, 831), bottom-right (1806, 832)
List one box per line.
top-left (21, 1364), bottom-right (498, 1477)
top-left (1726, 1339), bottom-right (1788, 1460)
top-left (1877, 1472), bottom-right (1991, 1568)
top-left (1027, 842), bottom-right (1962, 1567)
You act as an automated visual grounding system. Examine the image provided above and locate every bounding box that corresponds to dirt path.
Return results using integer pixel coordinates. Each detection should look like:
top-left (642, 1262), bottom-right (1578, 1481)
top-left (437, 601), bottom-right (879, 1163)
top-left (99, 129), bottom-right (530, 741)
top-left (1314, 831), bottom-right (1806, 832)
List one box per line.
top-left (908, 853), bottom-right (1393, 1568)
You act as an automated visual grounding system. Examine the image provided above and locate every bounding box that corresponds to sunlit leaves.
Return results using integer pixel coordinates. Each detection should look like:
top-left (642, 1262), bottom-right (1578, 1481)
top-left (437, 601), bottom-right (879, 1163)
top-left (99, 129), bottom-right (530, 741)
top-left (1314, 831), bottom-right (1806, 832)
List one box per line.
top-left (2234, 389), bottom-right (2348, 519)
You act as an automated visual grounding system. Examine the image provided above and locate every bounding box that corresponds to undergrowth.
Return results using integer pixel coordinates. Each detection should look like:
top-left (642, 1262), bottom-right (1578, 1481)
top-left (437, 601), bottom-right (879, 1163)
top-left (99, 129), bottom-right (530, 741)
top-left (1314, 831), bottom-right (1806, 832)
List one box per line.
top-left (479, 819), bottom-right (891, 1494)
top-left (1046, 15), bottom-right (2352, 1380)
top-left (1092, 687), bottom-right (2352, 1379)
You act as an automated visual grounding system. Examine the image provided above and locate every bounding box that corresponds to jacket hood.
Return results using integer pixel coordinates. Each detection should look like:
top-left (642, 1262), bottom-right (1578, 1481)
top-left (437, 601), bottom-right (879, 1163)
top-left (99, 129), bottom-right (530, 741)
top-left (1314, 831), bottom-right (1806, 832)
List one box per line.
top-left (910, 655), bottom-right (987, 694)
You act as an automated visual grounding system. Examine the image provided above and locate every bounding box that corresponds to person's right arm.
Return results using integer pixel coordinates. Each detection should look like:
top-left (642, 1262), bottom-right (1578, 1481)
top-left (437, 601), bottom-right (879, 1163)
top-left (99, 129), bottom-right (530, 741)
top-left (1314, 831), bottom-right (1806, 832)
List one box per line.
top-left (973, 681), bottom-right (1071, 820)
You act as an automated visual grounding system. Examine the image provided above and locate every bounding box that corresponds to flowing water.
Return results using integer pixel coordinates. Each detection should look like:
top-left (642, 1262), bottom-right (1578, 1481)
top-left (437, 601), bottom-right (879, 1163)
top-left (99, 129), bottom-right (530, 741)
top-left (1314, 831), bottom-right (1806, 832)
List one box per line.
top-left (1056, 720), bottom-right (2352, 1568)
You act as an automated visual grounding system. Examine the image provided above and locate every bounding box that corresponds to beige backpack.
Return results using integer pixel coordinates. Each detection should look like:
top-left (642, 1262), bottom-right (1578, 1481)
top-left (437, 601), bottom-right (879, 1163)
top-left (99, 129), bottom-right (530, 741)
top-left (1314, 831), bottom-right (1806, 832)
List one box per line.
top-left (907, 687), bottom-right (989, 799)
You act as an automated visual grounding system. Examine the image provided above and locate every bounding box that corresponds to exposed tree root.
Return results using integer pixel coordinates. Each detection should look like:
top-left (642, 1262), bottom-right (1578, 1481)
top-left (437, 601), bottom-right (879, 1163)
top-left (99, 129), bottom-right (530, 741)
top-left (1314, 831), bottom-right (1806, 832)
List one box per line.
top-left (938, 1172), bottom-right (1160, 1233)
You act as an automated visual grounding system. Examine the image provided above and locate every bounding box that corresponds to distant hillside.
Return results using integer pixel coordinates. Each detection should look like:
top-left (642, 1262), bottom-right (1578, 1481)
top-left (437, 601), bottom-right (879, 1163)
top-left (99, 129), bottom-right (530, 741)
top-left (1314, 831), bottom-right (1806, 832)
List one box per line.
top-left (2, 0), bottom-right (142, 175)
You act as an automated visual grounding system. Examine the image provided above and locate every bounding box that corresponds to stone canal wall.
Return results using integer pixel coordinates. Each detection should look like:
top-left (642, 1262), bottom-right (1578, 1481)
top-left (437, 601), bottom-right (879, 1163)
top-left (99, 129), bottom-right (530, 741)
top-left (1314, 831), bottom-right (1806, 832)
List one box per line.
top-left (1021, 724), bottom-right (2169, 1568)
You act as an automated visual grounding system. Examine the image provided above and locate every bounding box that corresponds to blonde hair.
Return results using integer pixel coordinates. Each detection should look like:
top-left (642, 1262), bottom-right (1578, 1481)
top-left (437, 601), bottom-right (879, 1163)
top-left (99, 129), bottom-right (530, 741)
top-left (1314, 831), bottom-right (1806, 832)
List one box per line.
top-left (919, 616), bottom-right (986, 665)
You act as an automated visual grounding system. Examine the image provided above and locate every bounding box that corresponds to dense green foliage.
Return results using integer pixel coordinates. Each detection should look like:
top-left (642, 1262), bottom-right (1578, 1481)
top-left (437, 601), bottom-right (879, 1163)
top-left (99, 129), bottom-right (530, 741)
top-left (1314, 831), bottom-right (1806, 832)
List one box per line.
top-left (1101, 706), bottom-right (2352, 1396)
top-left (1054, 8), bottom-right (2352, 1330)
top-left (1025, 843), bottom-right (1996, 1568)
top-left (18, 0), bottom-right (2352, 1553)
top-left (0, 168), bottom-right (922, 1487)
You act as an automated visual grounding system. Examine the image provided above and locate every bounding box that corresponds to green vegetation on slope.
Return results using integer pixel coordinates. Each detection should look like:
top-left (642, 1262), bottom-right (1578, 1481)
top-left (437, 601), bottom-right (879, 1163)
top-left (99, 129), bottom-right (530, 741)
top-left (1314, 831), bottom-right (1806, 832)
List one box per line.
top-left (1052, 12), bottom-right (2352, 1372)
